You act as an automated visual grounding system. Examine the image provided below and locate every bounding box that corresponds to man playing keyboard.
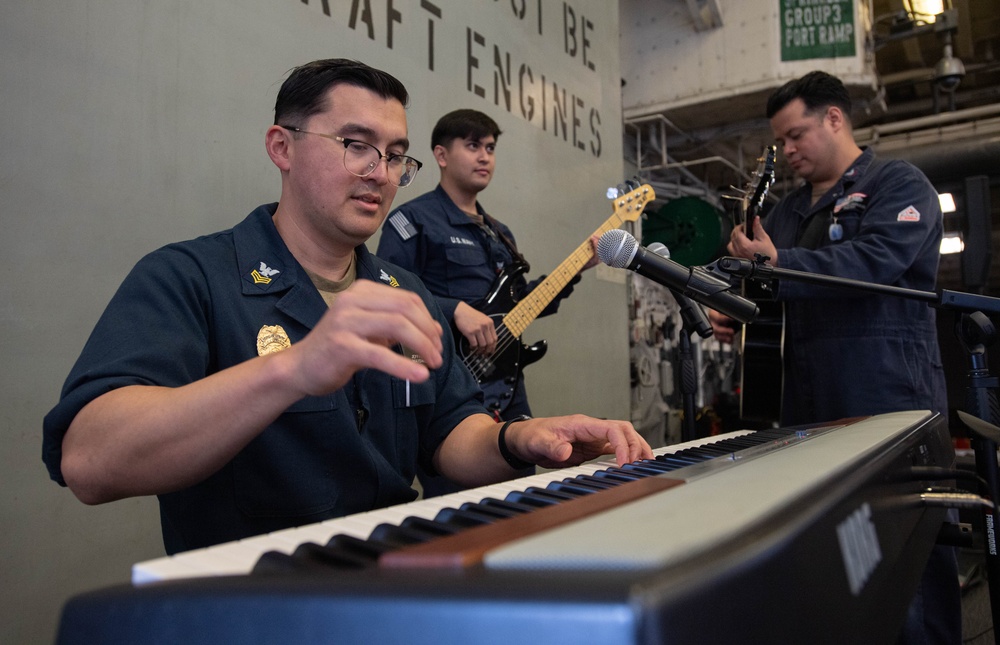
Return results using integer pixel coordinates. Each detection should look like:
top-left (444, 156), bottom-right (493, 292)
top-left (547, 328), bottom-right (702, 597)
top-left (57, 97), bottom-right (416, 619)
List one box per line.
top-left (42, 58), bottom-right (651, 555)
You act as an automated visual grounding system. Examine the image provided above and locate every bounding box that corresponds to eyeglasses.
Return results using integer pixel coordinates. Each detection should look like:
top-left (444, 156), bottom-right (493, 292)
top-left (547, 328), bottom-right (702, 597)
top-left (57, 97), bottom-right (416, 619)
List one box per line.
top-left (280, 126), bottom-right (423, 187)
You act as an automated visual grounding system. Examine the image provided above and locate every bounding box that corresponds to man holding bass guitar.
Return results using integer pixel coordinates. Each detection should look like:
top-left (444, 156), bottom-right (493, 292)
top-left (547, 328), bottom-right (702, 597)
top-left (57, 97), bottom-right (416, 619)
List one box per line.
top-left (377, 109), bottom-right (599, 496)
top-left (711, 71), bottom-right (959, 645)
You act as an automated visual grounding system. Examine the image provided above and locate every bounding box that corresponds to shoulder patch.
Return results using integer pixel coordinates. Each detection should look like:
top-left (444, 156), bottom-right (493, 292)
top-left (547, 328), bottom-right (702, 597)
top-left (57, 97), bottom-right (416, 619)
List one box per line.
top-left (897, 206), bottom-right (921, 222)
top-left (388, 210), bottom-right (417, 241)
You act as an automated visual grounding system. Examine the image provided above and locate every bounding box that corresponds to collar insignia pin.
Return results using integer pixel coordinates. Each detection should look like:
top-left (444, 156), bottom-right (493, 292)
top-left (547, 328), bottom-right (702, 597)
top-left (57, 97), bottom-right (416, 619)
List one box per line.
top-left (379, 269), bottom-right (399, 288)
top-left (251, 261), bottom-right (281, 285)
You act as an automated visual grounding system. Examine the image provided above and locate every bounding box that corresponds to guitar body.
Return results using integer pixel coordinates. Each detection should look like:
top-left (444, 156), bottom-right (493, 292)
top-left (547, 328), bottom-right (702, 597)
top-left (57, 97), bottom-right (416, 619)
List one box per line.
top-left (738, 300), bottom-right (784, 423)
top-left (455, 263), bottom-right (547, 414)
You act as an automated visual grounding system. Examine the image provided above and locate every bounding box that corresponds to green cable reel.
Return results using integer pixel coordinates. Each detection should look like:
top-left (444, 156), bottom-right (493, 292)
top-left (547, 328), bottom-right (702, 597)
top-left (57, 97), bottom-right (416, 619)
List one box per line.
top-left (642, 197), bottom-right (726, 267)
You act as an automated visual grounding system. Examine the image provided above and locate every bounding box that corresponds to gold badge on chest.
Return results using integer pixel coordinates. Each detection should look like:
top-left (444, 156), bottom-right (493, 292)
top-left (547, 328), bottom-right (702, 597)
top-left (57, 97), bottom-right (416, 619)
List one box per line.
top-left (256, 324), bottom-right (291, 356)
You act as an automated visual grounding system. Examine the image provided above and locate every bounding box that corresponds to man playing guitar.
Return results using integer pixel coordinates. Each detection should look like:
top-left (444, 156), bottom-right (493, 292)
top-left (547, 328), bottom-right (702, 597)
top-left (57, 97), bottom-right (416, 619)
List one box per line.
top-left (377, 109), bottom-right (599, 496)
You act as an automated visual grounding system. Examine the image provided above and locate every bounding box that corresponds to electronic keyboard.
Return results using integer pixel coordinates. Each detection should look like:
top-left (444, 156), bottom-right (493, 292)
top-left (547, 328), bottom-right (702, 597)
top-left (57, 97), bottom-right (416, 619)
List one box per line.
top-left (55, 410), bottom-right (954, 645)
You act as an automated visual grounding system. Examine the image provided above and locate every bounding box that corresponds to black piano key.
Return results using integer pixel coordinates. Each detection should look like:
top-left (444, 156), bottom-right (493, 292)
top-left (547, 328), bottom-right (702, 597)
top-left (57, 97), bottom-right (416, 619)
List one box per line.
top-left (752, 429), bottom-right (797, 442)
top-left (523, 486), bottom-right (581, 501)
top-left (655, 454), bottom-right (702, 467)
top-left (619, 462), bottom-right (672, 477)
top-left (506, 490), bottom-right (563, 507)
top-left (547, 480), bottom-right (600, 496)
top-left (459, 501), bottom-right (522, 520)
top-left (603, 467), bottom-right (647, 480)
top-left (684, 445), bottom-right (731, 456)
top-left (434, 506), bottom-right (499, 528)
top-left (574, 474), bottom-right (626, 488)
top-left (563, 476), bottom-right (617, 491)
top-left (286, 541), bottom-right (373, 570)
top-left (593, 469), bottom-right (642, 483)
top-left (368, 522), bottom-right (437, 547)
top-left (252, 549), bottom-right (309, 574)
top-left (716, 437), bottom-right (762, 448)
top-left (325, 533), bottom-right (394, 559)
top-left (400, 515), bottom-right (461, 537)
top-left (481, 497), bottom-right (537, 515)
top-left (632, 459), bottom-right (682, 473)
top-left (675, 448), bottom-right (719, 460)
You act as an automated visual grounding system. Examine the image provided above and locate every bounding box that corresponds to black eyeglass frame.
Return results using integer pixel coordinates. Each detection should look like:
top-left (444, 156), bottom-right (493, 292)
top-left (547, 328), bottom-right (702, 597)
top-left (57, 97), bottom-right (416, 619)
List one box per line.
top-left (279, 125), bottom-right (423, 187)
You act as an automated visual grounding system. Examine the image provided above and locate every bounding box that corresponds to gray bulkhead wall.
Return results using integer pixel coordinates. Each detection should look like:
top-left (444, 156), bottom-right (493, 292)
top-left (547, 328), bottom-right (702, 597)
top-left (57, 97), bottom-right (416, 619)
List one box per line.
top-left (0, 1), bottom-right (629, 642)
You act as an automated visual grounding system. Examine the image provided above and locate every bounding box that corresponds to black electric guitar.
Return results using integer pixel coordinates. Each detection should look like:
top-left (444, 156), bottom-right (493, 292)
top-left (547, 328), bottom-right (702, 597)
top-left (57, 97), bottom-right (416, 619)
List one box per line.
top-left (735, 146), bottom-right (783, 423)
top-left (457, 183), bottom-right (656, 414)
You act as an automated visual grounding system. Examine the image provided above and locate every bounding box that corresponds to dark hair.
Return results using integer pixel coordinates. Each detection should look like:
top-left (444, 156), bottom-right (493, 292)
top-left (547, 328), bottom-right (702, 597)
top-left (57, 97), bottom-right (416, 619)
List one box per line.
top-left (765, 70), bottom-right (852, 122)
top-left (273, 58), bottom-right (409, 126)
top-left (430, 109), bottom-right (502, 149)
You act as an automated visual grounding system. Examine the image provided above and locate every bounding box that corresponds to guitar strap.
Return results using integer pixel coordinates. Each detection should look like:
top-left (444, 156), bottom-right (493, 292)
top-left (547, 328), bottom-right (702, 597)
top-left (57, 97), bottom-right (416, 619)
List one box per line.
top-left (797, 201), bottom-right (836, 250)
top-left (481, 212), bottom-right (530, 273)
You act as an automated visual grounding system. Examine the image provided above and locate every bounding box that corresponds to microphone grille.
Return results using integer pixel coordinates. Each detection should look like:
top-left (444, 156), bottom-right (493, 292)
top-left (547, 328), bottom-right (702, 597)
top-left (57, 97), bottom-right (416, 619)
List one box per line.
top-left (647, 242), bottom-right (670, 259)
top-left (597, 229), bottom-right (637, 269)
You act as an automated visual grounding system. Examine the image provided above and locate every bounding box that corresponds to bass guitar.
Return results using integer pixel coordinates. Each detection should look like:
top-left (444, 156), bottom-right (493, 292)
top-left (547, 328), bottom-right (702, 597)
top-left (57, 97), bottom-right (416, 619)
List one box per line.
top-left (735, 146), bottom-right (783, 423)
top-left (458, 183), bottom-right (656, 414)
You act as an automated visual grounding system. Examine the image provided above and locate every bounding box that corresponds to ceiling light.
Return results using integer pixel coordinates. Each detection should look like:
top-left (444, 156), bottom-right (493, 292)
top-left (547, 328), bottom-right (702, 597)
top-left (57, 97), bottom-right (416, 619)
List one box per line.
top-left (908, 1), bottom-right (945, 19)
top-left (940, 232), bottom-right (964, 255)
top-left (938, 192), bottom-right (956, 213)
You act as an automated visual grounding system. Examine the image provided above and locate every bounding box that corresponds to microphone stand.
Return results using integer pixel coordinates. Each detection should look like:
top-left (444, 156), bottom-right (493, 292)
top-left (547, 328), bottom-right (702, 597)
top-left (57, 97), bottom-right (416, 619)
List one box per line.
top-left (673, 293), bottom-right (713, 443)
top-left (713, 254), bottom-right (1000, 642)
top-left (647, 242), bottom-right (714, 443)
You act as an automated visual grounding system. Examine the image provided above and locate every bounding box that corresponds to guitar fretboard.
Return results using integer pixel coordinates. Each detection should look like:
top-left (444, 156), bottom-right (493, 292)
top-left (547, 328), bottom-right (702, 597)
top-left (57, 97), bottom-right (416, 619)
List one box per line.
top-left (503, 186), bottom-right (654, 337)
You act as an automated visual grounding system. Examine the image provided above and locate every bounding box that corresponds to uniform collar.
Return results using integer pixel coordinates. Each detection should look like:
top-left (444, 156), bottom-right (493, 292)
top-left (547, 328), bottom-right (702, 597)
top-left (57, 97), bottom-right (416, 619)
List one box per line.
top-left (232, 203), bottom-right (377, 329)
top-left (839, 147), bottom-right (875, 186)
top-left (800, 147), bottom-right (876, 213)
top-left (233, 203), bottom-right (299, 297)
top-left (233, 203), bottom-right (299, 296)
top-left (434, 184), bottom-right (485, 227)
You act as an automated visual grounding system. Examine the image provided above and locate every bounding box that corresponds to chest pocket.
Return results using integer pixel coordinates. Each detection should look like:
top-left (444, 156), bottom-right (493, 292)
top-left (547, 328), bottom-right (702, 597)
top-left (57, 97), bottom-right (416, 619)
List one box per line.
top-left (832, 210), bottom-right (863, 242)
top-left (231, 392), bottom-right (344, 518)
top-left (444, 246), bottom-right (491, 299)
top-left (389, 374), bottom-right (437, 475)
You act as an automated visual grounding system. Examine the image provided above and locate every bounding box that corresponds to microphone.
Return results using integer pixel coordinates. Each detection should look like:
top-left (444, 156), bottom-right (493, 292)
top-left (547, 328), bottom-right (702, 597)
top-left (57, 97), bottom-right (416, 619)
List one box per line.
top-left (597, 229), bottom-right (758, 324)
top-left (647, 243), bottom-right (713, 338)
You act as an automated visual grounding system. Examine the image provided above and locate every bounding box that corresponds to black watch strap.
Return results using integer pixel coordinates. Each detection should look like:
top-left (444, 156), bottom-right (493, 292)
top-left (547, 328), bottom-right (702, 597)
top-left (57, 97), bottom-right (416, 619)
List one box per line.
top-left (498, 415), bottom-right (533, 470)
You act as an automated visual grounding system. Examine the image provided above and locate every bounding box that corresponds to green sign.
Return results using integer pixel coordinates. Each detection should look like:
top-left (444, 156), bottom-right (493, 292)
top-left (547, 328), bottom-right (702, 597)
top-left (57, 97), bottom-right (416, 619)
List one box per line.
top-left (780, 0), bottom-right (856, 61)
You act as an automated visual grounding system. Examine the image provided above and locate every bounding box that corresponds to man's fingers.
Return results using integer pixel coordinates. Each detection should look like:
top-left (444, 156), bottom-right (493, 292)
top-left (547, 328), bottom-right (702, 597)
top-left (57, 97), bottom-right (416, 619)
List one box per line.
top-left (339, 281), bottom-right (443, 352)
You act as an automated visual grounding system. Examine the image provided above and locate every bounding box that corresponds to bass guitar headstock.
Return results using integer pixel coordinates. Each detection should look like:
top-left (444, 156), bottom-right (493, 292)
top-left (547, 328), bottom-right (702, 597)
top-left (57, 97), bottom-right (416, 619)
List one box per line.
top-left (607, 178), bottom-right (656, 225)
